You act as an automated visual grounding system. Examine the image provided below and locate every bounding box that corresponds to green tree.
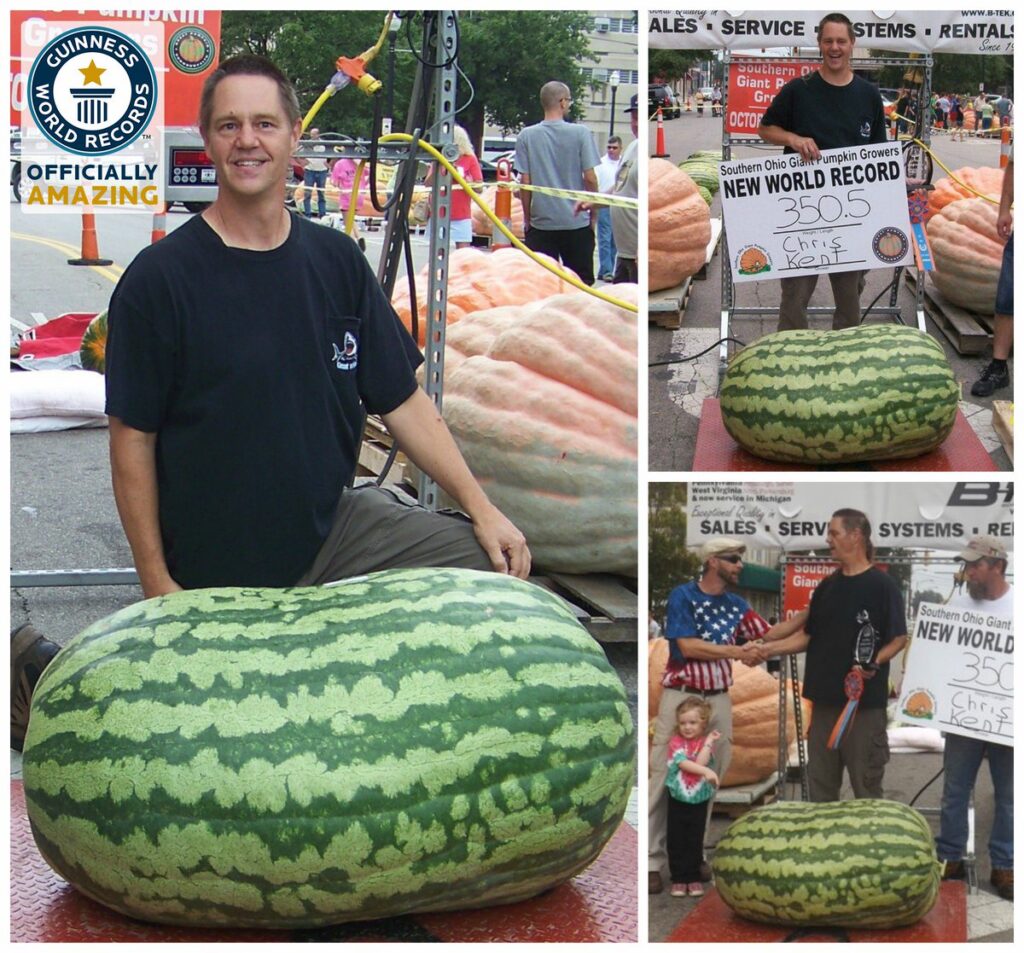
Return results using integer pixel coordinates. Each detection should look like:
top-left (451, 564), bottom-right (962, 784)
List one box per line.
top-left (649, 483), bottom-right (700, 625)
top-left (912, 589), bottom-right (946, 617)
top-left (649, 49), bottom-right (701, 85)
top-left (220, 11), bottom-right (598, 152)
top-left (873, 51), bottom-right (1013, 98)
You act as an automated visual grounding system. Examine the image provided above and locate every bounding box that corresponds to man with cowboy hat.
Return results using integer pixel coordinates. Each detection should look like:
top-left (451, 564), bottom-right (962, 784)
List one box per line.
top-left (648, 537), bottom-right (795, 894)
top-left (938, 535), bottom-right (1013, 900)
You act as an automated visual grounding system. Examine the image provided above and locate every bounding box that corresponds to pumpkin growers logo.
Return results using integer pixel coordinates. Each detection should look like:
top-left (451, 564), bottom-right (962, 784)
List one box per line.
top-left (168, 26), bottom-right (216, 75)
top-left (901, 689), bottom-right (935, 720)
top-left (872, 227), bottom-right (910, 264)
top-left (27, 26), bottom-right (157, 157)
top-left (736, 243), bottom-right (772, 276)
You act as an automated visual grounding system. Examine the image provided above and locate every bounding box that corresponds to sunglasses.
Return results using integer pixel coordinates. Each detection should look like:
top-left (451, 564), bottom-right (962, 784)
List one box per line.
top-left (716, 554), bottom-right (743, 564)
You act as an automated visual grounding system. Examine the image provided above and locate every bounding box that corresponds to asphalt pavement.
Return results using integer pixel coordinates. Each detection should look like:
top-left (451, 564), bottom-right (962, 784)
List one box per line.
top-left (648, 110), bottom-right (1013, 472)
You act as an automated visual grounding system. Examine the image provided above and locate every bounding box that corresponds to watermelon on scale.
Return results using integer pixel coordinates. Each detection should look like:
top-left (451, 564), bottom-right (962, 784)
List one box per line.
top-left (22, 568), bottom-right (635, 929)
top-left (712, 799), bottom-right (942, 929)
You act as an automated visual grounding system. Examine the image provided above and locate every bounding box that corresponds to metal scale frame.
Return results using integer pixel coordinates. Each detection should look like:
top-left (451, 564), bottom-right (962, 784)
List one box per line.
top-left (11, 13), bottom-right (460, 590)
top-left (717, 53), bottom-right (934, 372)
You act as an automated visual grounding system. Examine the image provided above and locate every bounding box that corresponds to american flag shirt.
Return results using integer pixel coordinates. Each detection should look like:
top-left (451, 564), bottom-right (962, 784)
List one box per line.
top-left (662, 581), bottom-right (770, 691)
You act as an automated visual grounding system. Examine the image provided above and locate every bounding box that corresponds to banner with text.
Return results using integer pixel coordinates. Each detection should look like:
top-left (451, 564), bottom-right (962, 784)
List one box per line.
top-left (686, 482), bottom-right (1014, 552)
top-left (782, 560), bottom-right (889, 619)
top-left (898, 602), bottom-right (1013, 745)
top-left (649, 10), bottom-right (1014, 55)
top-left (725, 59), bottom-right (816, 135)
top-left (720, 142), bottom-right (914, 282)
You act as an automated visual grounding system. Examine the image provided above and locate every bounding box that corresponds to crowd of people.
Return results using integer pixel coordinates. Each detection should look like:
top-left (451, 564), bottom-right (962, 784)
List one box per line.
top-left (649, 513), bottom-right (1014, 904)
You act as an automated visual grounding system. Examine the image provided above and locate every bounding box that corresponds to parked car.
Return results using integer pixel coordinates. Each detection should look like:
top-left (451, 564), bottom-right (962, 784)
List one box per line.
top-left (648, 83), bottom-right (680, 119)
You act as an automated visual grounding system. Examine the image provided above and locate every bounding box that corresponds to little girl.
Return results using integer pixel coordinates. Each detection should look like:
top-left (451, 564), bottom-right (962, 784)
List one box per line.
top-left (666, 697), bottom-right (721, 897)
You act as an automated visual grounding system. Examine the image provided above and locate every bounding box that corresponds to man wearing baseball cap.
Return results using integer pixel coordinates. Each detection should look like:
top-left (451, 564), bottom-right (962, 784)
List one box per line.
top-left (609, 94), bottom-right (639, 284)
top-left (649, 537), bottom-right (793, 894)
top-left (938, 535), bottom-right (1013, 900)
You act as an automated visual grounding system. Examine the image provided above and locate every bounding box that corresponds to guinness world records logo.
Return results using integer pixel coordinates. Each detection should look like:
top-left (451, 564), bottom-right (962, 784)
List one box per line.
top-left (27, 26), bottom-right (157, 158)
top-left (168, 26), bottom-right (216, 74)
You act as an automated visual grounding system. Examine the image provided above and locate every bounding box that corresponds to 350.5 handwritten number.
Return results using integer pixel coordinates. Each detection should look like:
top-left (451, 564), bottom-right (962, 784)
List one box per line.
top-left (777, 189), bottom-right (871, 228)
top-left (951, 652), bottom-right (1013, 692)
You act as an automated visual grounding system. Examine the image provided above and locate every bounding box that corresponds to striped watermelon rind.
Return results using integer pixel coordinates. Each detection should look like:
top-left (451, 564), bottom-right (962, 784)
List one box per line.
top-left (719, 325), bottom-right (959, 463)
top-left (677, 161), bottom-right (719, 194)
top-left (712, 799), bottom-right (942, 929)
top-left (23, 568), bottom-right (635, 928)
top-left (79, 310), bottom-right (108, 374)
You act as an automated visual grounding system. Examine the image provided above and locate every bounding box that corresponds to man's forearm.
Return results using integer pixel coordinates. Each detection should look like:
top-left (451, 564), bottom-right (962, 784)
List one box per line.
top-left (109, 417), bottom-right (179, 598)
top-left (874, 635), bottom-right (908, 666)
top-left (675, 636), bottom-right (744, 661)
top-left (519, 173), bottom-right (532, 228)
top-left (760, 630), bottom-right (810, 659)
top-left (758, 124), bottom-right (797, 149)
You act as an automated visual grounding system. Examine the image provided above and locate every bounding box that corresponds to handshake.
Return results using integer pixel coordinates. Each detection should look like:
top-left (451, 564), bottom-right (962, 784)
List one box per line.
top-left (737, 641), bottom-right (772, 667)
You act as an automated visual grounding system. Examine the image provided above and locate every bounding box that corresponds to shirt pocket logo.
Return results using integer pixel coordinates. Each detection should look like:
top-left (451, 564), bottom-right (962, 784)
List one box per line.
top-left (332, 330), bottom-right (358, 371)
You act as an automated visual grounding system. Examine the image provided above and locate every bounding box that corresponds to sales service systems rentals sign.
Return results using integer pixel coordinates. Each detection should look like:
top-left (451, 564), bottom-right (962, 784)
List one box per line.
top-left (686, 482), bottom-right (1014, 553)
top-left (20, 19), bottom-right (165, 212)
top-left (719, 142), bottom-right (914, 282)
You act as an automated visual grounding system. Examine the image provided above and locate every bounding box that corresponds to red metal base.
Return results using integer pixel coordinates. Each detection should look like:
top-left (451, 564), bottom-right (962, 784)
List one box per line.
top-left (666, 882), bottom-right (967, 943)
top-left (693, 398), bottom-right (997, 471)
top-left (11, 781), bottom-right (636, 942)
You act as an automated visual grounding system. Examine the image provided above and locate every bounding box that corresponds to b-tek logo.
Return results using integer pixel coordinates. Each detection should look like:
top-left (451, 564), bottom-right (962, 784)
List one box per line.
top-left (947, 483), bottom-right (1013, 506)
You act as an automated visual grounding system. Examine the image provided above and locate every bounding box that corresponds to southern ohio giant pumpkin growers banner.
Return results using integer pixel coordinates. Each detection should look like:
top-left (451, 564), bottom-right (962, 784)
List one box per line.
top-left (686, 482), bottom-right (1014, 553)
top-left (648, 10), bottom-right (1014, 53)
top-left (899, 603), bottom-right (1013, 746)
top-left (719, 143), bottom-right (914, 282)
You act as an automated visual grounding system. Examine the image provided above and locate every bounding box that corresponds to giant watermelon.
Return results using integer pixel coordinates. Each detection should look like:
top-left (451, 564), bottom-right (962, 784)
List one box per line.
top-left (712, 799), bottom-right (942, 929)
top-left (22, 568), bottom-right (635, 928)
top-left (719, 325), bottom-right (959, 464)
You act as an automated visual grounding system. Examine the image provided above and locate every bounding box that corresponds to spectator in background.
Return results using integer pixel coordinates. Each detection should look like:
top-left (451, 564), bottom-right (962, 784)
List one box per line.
top-left (425, 125), bottom-right (482, 250)
top-left (330, 155), bottom-right (369, 249)
top-left (595, 135), bottom-right (622, 280)
top-left (974, 93), bottom-right (987, 132)
top-left (609, 95), bottom-right (639, 284)
top-left (515, 81), bottom-right (600, 285)
top-left (936, 92), bottom-right (950, 130)
top-left (301, 127), bottom-right (329, 219)
top-left (937, 536), bottom-right (1013, 900)
top-left (981, 96), bottom-right (995, 132)
top-left (712, 85), bottom-right (723, 117)
top-left (995, 93), bottom-right (1013, 127)
top-left (970, 146), bottom-right (1013, 396)
top-left (894, 88), bottom-right (911, 136)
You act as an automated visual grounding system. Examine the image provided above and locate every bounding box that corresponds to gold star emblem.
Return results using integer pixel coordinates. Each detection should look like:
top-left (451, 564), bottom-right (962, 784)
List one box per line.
top-left (79, 60), bottom-right (106, 86)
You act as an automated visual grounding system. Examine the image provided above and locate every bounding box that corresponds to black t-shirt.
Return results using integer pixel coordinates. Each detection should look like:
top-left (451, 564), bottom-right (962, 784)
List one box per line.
top-left (761, 71), bottom-right (888, 152)
top-left (803, 566), bottom-right (906, 708)
top-left (105, 213), bottom-right (423, 589)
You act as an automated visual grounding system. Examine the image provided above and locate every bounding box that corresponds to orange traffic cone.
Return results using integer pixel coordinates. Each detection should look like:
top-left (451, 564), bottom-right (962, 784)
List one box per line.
top-left (151, 202), bottom-right (167, 243)
top-left (1000, 123), bottom-right (1012, 168)
top-left (492, 159), bottom-right (513, 249)
top-left (653, 106), bottom-right (669, 158)
top-left (67, 213), bottom-right (113, 266)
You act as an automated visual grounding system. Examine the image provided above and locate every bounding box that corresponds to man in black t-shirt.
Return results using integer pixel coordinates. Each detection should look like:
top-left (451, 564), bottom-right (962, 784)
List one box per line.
top-left (758, 509), bottom-right (908, 801)
top-left (758, 13), bottom-right (888, 331)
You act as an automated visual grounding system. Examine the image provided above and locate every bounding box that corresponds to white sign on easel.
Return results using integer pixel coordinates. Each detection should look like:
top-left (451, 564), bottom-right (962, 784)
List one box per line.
top-left (898, 602), bottom-right (1014, 746)
top-left (719, 142), bottom-right (915, 283)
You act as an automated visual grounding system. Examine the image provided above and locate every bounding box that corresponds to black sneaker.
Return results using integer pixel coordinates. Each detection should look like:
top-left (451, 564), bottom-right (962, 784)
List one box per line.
top-left (11, 624), bottom-right (60, 752)
top-left (970, 361), bottom-right (1010, 397)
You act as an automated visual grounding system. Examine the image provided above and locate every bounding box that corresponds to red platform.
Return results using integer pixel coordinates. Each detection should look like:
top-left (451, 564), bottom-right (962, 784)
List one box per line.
top-left (665, 882), bottom-right (967, 943)
top-left (10, 781), bottom-right (636, 943)
top-left (693, 398), bottom-right (997, 471)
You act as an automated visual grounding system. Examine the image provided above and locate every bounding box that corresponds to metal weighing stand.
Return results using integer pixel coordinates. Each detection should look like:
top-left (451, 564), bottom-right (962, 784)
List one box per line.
top-left (717, 53), bottom-right (934, 372)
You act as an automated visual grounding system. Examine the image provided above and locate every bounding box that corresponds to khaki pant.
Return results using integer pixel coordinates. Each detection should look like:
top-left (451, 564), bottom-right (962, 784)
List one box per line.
top-left (296, 484), bottom-right (492, 585)
top-left (649, 686), bottom-right (733, 874)
top-left (778, 270), bottom-right (867, 331)
top-left (806, 703), bottom-right (890, 801)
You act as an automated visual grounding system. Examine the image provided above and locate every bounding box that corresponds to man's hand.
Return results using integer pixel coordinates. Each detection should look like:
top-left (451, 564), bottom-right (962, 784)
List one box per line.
top-left (997, 210), bottom-right (1013, 241)
top-left (738, 641), bottom-right (767, 665)
top-left (470, 503), bottom-right (531, 578)
top-left (791, 135), bottom-right (821, 162)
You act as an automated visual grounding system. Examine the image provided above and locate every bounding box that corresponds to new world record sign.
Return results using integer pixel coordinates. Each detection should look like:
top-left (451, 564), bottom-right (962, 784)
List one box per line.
top-left (720, 141), bottom-right (915, 283)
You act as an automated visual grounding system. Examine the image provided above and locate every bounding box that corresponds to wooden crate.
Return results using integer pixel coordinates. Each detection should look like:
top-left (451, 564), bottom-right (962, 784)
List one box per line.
top-left (992, 400), bottom-right (1013, 463)
top-left (533, 572), bottom-right (638, 643)
top-left (906, 270), bottom-right (993, 354)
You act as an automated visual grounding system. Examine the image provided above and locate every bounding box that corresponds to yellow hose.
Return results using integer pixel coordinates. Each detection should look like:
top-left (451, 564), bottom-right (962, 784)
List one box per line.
top-left (301, 87), bottom-right (334, 134)
top-left (380, 133), bottom-right (638, 313)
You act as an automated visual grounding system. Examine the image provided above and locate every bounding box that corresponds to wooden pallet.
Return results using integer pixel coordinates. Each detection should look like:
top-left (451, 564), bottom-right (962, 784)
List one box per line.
top-left (357, 416), bottom-right (412, 487)
top-left (905, 270), bottom-right (993, 354)
top-left (533, 572), bottom-right (638, 643)
top-left (713, 773), bottom-right (780, 817)
top-left (992, 400), bottom-right (1013, 463)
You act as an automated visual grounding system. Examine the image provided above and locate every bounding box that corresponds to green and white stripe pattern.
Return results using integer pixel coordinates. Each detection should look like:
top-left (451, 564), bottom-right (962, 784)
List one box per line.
top-left (712, 799), bottom-right (942, 929)
top-left (23, 568), bottom-right (635, 928)
top-left (720, 325), bottom-right (959, 464)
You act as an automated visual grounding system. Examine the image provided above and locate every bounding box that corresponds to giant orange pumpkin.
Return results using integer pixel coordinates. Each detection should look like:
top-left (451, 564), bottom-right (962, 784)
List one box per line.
top-left (437, 285), bottom-right (638, 575)
top-left (924, 166), bottom-right (1004, 221)
top-left (926, 197), bottom-right (1009, 313)
top-left (471, 186), bottom-right (525, 239)
top-left (390, 247), bottom-right (571, 346)
top-left (648, 158), bottom-right (712, 292)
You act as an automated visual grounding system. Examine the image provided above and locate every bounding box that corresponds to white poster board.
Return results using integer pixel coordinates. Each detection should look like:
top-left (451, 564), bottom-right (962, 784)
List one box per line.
top-left (686, 481), bottom-right (1014, 552)
top-left (720, 142), bottom-right (914, 282)
top-left (898, 603), bottom-right (1013, 745)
